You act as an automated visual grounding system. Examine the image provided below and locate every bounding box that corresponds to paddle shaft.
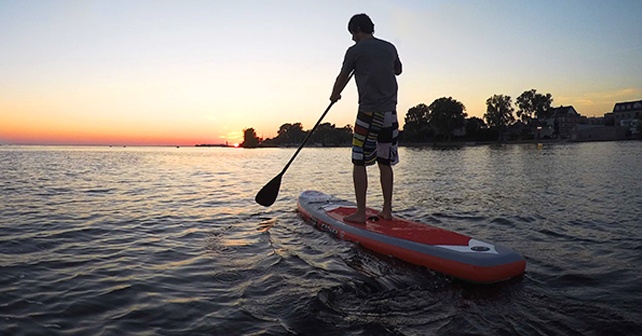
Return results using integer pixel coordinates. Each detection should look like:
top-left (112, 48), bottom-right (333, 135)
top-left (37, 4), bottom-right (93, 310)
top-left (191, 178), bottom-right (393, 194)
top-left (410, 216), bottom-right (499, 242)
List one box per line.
top-left (278, 72), bottom-right (354, 176)
top-left (254, 72), bottom-right (354, 206)
top-left (278, 102), bottom-right (332, 175)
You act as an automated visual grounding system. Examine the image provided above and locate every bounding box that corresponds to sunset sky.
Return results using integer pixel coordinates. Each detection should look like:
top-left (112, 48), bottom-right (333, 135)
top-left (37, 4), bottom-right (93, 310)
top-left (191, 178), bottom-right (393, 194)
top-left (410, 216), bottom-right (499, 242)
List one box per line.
top-left (1, 0), bottom-right (641, 145)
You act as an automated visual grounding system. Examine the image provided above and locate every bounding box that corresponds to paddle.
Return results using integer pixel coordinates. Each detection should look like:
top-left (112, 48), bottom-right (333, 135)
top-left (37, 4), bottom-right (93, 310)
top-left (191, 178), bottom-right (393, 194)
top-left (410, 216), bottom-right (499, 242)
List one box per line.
top-left (255, 72), bottom-right (354, 206)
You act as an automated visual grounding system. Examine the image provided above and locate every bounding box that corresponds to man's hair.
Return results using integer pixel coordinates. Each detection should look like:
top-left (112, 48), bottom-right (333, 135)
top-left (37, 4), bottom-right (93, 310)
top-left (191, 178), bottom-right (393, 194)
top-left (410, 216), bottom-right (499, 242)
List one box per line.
top-left (348, 14), bottom-right (374, 34)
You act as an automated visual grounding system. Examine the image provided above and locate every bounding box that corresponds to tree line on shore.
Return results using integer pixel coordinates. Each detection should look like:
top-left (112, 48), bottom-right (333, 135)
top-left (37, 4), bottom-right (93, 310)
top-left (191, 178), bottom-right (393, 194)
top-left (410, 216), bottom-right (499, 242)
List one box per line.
top-left (241, 89), bottom-right (557, 148)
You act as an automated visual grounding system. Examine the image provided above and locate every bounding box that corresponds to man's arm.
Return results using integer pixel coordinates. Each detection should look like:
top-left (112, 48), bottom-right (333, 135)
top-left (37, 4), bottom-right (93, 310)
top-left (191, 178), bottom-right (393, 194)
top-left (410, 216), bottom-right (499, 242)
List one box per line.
top-left (330, 70), bottom-right (351, 103)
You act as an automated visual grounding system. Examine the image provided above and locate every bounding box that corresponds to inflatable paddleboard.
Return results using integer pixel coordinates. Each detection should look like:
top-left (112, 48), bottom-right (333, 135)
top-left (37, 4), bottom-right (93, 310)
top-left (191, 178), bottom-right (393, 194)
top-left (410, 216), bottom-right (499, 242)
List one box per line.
top-left (297, 190), bottom-right (526, 283)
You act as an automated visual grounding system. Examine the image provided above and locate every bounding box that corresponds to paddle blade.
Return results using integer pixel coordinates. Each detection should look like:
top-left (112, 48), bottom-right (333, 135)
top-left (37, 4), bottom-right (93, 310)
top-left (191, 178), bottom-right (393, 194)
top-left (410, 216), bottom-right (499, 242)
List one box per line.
top-left (255, 173), bottom-right (283, 207)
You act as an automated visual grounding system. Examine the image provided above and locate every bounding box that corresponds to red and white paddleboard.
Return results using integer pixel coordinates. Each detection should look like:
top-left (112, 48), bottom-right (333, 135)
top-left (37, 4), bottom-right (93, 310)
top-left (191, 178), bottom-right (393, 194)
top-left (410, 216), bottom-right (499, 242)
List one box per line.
top-left (297, 190), bottom-right (526, 283)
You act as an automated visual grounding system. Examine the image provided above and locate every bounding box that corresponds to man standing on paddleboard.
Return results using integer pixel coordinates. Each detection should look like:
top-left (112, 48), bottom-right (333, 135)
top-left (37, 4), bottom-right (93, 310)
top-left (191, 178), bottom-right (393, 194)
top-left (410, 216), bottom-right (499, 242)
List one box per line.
top-left (330, 13), bottom-right (402, 223)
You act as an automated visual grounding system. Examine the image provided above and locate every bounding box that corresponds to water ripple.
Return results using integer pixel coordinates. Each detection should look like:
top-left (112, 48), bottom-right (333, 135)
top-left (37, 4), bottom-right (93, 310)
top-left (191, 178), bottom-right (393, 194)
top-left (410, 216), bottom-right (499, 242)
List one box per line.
top-left (1, 144), bottom-right (641, 335)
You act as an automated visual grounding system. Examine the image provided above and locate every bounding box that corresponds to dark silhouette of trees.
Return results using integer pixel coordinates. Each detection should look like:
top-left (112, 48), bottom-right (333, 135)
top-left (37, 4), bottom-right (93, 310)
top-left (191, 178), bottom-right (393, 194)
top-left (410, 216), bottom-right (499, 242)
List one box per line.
top-left (465, 117), bottom-right (496, 141)
top-left (516, 89), bottom-right (553, 122)
top-left (403, 99), bottom-right (472, 142)
top-left (428, 97), bottom-right (467, 141)
top-left (244, 89), bottom-right (562, 146)
top-left (276, 123), bottom-right (306, 145)
top-left (465, 117), bottom-right (486, 134)
top-left (311, 123), bottom-right (352, 146)
top-left (241, 128), bottom-right (260, 148)
top-left (252, 122), bottom-right (353, 147)
top-left (484, 94), bottom-right (516, 140)
top-left (402, 103), bottom-right (432, 142)
top-left (485, 94), bottom-right (515, 127)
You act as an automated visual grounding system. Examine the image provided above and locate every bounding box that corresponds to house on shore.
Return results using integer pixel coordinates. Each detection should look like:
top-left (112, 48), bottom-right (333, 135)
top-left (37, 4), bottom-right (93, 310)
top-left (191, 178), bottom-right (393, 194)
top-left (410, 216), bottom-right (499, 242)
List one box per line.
top-left (611, 100), bottom-right (641, 135)
top-left (611, 100), bottom-right (642, 125)
top-left (536, 105), bottom-right (581, 139)
top-left (573, 100), bottom-right (641, 141)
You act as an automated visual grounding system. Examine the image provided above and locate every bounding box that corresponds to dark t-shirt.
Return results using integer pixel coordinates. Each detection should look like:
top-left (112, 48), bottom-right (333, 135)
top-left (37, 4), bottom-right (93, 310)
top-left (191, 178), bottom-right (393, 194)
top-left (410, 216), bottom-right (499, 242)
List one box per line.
top-left (340, 37), bottom-right (401, 112)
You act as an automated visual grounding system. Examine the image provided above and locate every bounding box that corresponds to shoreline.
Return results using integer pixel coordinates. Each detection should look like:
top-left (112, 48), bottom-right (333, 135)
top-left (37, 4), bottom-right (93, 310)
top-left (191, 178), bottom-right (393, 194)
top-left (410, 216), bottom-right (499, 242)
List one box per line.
top-left (2, 138), bottom-right (638, 149)
top-left (247, 137), bottom-right (640, 149)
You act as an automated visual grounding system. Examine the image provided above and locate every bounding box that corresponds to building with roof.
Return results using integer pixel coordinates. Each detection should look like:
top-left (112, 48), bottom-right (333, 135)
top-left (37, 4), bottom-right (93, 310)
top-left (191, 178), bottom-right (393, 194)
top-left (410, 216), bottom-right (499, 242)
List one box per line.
top-left (612, 100), bottom-right (642, 124)
top-left (611, 100), bottom-right (641, 135)
top-left (543, 105), bottom-right (581, 139)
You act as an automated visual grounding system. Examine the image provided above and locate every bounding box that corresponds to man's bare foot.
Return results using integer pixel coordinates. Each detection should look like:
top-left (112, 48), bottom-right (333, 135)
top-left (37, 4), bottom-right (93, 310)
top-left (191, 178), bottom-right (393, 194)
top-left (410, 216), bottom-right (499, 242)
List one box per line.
top-left (344, 211), bottom-right (367, 224)
top-left (377, 210), bottom-right (393, 220)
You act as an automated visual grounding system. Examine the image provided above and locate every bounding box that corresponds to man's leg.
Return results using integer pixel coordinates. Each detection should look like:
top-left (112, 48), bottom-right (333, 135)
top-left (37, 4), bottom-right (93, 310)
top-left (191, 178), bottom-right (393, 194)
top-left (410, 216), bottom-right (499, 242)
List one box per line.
top-left (378, 163), bottom-right (393, 219)
top-left (376, 110), bottom-right (398, 220)
top-left (345, 164), bottom-right (367, 223)
top-left (346, 110), bottom-right (377, 224)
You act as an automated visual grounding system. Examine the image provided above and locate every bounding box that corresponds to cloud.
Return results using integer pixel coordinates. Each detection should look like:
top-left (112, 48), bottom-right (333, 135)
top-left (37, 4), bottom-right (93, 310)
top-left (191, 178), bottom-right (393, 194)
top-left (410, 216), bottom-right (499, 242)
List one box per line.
top-left (560, 87), bottom-right (642, 104)
top-left (593, 88), bottom-right (642, 100)
top-left (556, 87), bottom-right (642, 116)
top-left (222, 130), bottom-right (243, 141)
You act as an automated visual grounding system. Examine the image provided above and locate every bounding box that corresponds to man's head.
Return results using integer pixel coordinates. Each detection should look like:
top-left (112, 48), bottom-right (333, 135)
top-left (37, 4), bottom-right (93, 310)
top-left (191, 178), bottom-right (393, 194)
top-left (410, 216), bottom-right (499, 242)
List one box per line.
top-left (348, 14), bottom-right (374, 42)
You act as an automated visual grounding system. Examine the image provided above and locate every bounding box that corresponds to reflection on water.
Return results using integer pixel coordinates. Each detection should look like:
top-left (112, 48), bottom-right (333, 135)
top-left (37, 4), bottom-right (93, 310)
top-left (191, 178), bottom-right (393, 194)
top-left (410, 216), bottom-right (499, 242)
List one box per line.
top-left (0, 143), bottom-right (641, 335)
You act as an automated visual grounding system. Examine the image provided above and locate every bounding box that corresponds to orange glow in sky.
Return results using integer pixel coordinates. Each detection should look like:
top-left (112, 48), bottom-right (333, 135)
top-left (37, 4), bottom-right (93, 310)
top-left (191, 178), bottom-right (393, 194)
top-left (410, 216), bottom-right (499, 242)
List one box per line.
top-left (1, 1), bottom-right (641, 145)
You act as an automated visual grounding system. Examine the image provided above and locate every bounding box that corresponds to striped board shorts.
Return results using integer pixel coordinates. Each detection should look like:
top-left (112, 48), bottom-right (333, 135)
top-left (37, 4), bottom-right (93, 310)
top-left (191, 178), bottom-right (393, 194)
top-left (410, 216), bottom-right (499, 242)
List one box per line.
top-left (352, 110), bottom-right (399, 166)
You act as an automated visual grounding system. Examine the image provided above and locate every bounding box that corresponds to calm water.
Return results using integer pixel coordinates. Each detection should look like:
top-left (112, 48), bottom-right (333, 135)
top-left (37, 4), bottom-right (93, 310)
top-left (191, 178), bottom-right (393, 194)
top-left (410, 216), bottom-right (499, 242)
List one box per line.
top-left (1, 142), bottom-right (641, 335)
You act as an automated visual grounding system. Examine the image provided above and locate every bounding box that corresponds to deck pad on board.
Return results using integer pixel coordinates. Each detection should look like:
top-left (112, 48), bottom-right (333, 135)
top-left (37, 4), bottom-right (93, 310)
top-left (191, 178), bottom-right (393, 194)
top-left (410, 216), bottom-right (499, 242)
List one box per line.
top-left (325, 206), bottom-right (471, 246)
